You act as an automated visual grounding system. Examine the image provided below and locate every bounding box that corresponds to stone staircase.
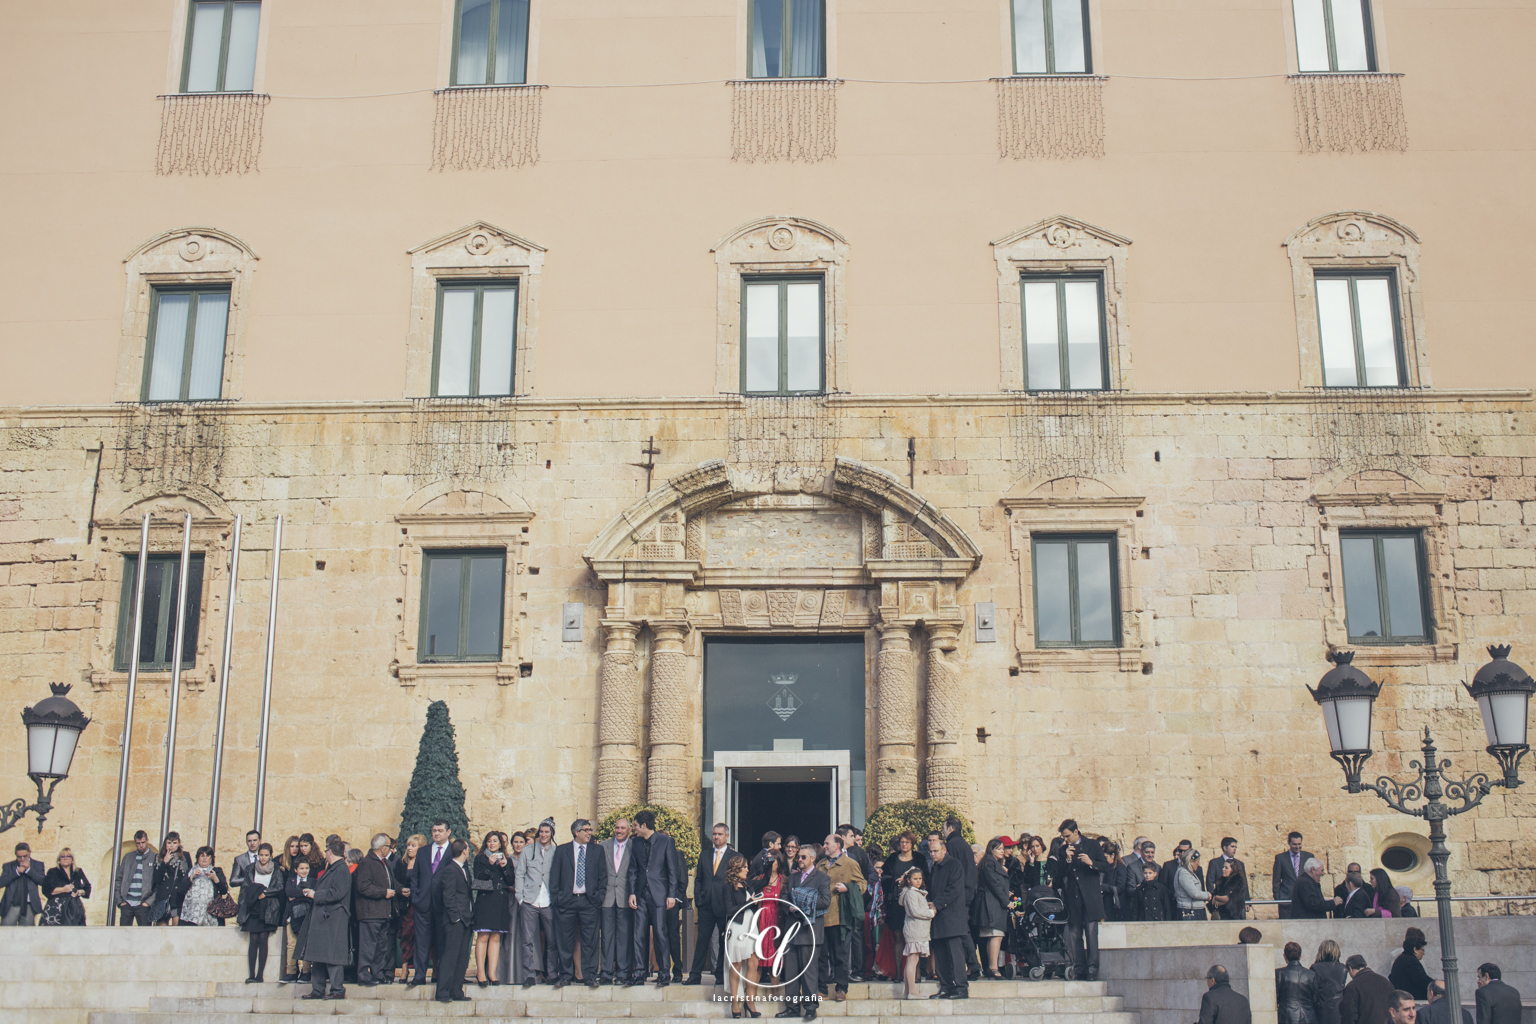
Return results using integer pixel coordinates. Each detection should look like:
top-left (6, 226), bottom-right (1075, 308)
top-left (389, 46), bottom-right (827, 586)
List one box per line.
top-left (88, 978), bottom-right (1139, 1023)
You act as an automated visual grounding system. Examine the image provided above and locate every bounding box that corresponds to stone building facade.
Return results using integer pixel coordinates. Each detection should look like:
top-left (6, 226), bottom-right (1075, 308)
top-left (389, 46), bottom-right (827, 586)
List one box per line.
top-left (2, 0), bottom-right (1534, 919)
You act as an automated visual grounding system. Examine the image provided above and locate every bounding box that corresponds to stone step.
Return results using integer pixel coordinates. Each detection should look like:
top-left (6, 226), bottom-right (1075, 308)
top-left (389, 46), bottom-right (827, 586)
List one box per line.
top-left (158, 993), bottom-right (1125, 1015)
top-left (94, 1011), bottom-right (1140, 1024)
top-left (216, 979), bottom-right (1115, 1002)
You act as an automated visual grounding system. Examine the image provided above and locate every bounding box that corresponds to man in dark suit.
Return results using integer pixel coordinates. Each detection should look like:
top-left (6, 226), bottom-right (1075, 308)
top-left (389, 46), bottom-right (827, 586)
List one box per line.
top-left (352, 834), bottom-right (397, 986)
top-left (1158, 839), bottom-right (1194, 892)
top-left (1200, 965), bottom-right (1253, 1024)
top-left (1291, 859), bottom-right (1342, 920)
top-left (942, 817), bottom-right (979, 979)
top-left (1475, 963), bottom-right (1522, 1024)
top-left (1206, 838), bottom-right (1245, 893)
top-left (1333, 863), bottom-right (1364, 917)
top-left (684, 822), bottom-right (737, 987)
top-left (1340, 954), bottom-right (1395, 1024)
top-left (1271, 832), bottom-right (1314, 920)
top-left (1422, 980), bottom-right (1474, 1024)
top-left (550, 818), bottom-right (607, 989)
top-left (406, 820), bottom-right (455, 985)
top-left (432, 839), bottom-right (473, 1004)
top-left (927, 834), bottom-right (968, 1000)
top-left (1056, 819), bottom-right (1110, 981)
top-left (749, 831), bottom-right (782, 878)
top-left (777, 844), bottom-right (830, 1020)
top-left (627, 809), bottom-right (682, 988)
top-left (1336, 872), bottom-right (1372, 918)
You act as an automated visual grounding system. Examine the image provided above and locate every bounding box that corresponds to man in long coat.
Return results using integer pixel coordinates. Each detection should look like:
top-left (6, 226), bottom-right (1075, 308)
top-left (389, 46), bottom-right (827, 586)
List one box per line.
top-left (942, 818), bottom-right (979, 978)
top-left (1056, 819), bottom-right (1109, 981)
top-left (297, 838), bottom-right (353, 1000)
top-left (927, 835), bottom-right (969, 1000)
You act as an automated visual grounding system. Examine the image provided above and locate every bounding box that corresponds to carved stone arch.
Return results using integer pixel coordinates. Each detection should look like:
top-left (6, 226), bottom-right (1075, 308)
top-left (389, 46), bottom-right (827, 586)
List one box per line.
top-left (397, 477), bottom-right (534, 520)
top-left (405, 221), bottom-right (546, 398)
top-left (1309, 464), bottom-right (1443, 501)
top-left (101, 484), bottom-right (235, 527)
top-left (583, 457), bottom-right (982, 816)
top-left (991, 215), bottom-right (1133, 391)
top-left (712, 216), bottom-right (851, 394)
top-left (1283, 210), bottom-right (1429, 388)
top-left (116, 227), bottom-right (259, 402)
top-left (1001, 473), bottom-right (1126, 501)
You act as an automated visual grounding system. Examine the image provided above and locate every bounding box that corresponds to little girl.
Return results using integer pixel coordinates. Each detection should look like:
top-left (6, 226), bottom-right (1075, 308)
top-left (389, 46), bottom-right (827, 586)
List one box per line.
top-left (898, 867), bottom-right (936, 1000)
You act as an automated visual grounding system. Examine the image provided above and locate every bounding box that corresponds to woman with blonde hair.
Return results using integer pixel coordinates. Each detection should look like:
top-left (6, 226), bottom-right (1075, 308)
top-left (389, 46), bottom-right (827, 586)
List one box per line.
top-left (1311, 938), bottom-right (1347, 1024)
top-left (395, 834), bottom-right (428, 982)
top-left (40, 849), bottom-right (90, 926)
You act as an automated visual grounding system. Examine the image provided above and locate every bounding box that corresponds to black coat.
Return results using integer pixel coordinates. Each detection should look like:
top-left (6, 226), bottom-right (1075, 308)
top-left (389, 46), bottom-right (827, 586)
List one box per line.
top-left (550, 840), bottom-right (607, 910)
top-left (1389, 951), bottom-right (1431, 1000)
top-left (1212, 873), bottom-right (1249, 920)
top-left (436, 859), bottom-right (473, 927)
top-left (1103, 859), bottom-right (1141, 920)
top-left (928, 853), bottom-right (968, 940)
top-left (42, 866), bottom-right (93, 901)
top-left (1340, 968), bottom-right (1395, 1024)
top-left (237, 865), bottom-right (285, 934)
top-left (1277, 962), bottom-right (1327, 1024)
top-left (0, 859), bottom-right (47, 914)
top-left (627, 831), bottom-right (684, 909)
top-left (285, 871), bottom-right (315, 927)
top-left (1058, 835), bottom-right (1110, 922)
top-left (353, 854), bottom-right (394, 921)
top-left (1475, 979), bottom-right (1522, 1024)
top-left (1131, 879), bottom-right (1176, 921)
top-left (1200, 979), bottom-right (1254, 1024)
top-left (1336, 886), bottom-right (1372, 918)
top-left (296, 861), bottom-right (351, 966)
top-left (1312, 960), bottom-right (1349, 1024)
top-left (971, 855), bottom-right (1010, 932)
top-left (946, 831), bottom-right (977, 903)
top-left (1290, 873), bottom-right (1334, 919)
top-left (694, 845), bottom-right (739, 916)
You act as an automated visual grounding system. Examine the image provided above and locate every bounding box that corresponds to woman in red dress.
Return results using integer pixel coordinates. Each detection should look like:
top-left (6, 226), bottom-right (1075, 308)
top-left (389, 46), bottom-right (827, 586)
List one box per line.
top-left (749, 851), bottom-right (789, 992)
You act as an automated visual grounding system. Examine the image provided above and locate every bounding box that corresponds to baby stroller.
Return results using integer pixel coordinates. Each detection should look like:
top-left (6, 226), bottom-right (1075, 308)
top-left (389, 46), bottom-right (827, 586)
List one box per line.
top-left (1011, 886), bottom-right (1075, 980)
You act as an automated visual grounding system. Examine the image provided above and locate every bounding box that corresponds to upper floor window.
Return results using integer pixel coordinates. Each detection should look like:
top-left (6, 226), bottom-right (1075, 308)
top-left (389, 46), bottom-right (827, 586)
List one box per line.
top-left (420, 550), bottom-right (505, 663)
top-left (742, 276), bottom-right (824, 395)
top-left (114, 554), bottom-right (205, 671)
top-left (182, 1), bottom-right (261, 92)
top-left (1012, 0), bottom-right (1091, 74)
top-left (1293, 0), bottom-right (1375, 72)
top-left (749, 0), bottom-right (825, 78)
top-left (433, 281), bottom-right (518, 397)
top-left (1022, 274), bottom-right (1107, 390)
top-left (1340, 530), bottom-right (1429, 644)
top-left (143, 285), bottom-right (229, 402)
top-left (453, 0), bottom-right (530, 86)
top-left (1032, 535), bottom-right (1118, 648)
top-left (1317, 272), bottom-right (1403, 387)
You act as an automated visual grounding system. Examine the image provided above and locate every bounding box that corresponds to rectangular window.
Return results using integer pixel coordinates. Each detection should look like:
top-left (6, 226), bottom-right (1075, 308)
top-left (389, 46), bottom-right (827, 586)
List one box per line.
top-left (182, 0), bottom-right (261, 92)
top-left (432, 282), bottom-right (518, 397)
top-left (1012, 0), bottom-right (1091, 74)
top-left (452, 0), bottom-right (530, 86)
top-left (1293, 0), bottom-right (1375, 72)
top-left (1339, 530), bottom-right (1429, 644)
top-left (1021, 274), bottom-right (1107, 391)
top-left (114, 554), bottom-right (205, 672)
top-left (748, 0), bottom-right (825, 78)
top-left (741, 276), bottom-right (824, 395)
top-left (142, 286), bottom-right (230, 402)
top-left (1316, 272), bottom-right (1404, 388)
top-left (1032, 535), bottom-right (1118, 647)
top-left (419, 550), bottom-right (505, 663)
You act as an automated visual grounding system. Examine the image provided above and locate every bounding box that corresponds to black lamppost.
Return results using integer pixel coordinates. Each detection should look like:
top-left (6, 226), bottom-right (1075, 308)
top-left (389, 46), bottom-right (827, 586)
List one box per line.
top-left (1308, 646), bottom-right (1533, 1018)
top-left (2, 683), bottom-right (91, 834)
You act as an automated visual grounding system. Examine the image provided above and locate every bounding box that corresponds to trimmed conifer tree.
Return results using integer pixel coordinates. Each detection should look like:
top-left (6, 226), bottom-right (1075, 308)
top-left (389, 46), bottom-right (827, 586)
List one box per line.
top-left (397, 700), bottom-right (470, 846)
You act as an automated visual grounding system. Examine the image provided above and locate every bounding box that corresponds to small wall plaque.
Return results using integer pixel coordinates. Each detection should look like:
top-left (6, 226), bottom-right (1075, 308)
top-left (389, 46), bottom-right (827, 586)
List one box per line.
top-left (975, 602), bottom-right (997, 643)
top-left (562, 603), bottom-right (584, 642)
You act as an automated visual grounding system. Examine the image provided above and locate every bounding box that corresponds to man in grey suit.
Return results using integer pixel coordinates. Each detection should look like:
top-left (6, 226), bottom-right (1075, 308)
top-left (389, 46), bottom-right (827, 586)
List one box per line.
top-left (778, 845), bottom-right (830, 1021)
top-left (1475, 964), bottom-right (1522, 1024)
top-left (598, 818), bottom-right (635, 985)
top-left (1271, 832), bottom-right (1314, 920)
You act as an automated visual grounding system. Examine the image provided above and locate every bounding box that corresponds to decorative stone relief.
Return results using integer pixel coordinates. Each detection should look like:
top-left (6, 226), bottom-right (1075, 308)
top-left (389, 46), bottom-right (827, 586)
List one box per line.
top-left (596, 621), bottom-right (642, 815)
top-left (876, 623), bottom-right (918, 803)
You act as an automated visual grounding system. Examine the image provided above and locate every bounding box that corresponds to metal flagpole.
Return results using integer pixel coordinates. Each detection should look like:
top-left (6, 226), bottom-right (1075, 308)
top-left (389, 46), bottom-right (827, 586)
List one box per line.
top-left (159, 514), bottom-right (193, 844)
top-left (207, 514), bottom-right (241, 852)
top-left (107, 514), bottom-right (152, 926)
top-left (252, 515), bottom-right (282, 835)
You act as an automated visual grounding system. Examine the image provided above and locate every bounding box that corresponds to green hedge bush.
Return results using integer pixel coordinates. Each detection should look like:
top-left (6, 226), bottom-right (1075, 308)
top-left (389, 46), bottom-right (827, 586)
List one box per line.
top-left (863, 799), bottom-right (974, 858)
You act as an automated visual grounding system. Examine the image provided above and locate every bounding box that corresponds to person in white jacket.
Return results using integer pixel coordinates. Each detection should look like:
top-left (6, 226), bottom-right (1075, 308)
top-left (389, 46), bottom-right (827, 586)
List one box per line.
top-left (898, 867), bottom-right (936, 1000)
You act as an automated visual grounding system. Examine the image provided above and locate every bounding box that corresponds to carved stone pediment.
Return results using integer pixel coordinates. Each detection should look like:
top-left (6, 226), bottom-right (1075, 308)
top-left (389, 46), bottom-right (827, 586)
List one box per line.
top-left (409, 220), bottom-right (546, 267)
top-left (991, 215), bottom-right (1132, 257)
top-left (1284, 210), bottom-right (1419, 254)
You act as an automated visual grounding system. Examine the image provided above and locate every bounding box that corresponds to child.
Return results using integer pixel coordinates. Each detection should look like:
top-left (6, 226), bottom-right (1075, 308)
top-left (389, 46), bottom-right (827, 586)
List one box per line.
top-left (282, 859), bottom-right (315, 983)
top-left (898, 867), bottom-right (935, 1000)
top-left (1131, 861), bottom-right (1175, 922)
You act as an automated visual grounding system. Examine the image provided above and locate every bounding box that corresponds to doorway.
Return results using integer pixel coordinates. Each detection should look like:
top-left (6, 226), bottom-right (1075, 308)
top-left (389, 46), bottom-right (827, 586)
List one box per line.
top-left (733, 766), bottom-right (834, 854)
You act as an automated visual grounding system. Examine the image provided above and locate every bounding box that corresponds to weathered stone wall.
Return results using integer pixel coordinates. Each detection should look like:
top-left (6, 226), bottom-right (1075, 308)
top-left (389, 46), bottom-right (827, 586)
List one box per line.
top-left (2, 390), bottom-right (1534, 924)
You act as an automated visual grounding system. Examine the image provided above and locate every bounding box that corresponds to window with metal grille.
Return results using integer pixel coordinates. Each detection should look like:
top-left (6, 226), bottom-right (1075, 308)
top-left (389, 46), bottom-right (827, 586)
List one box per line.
top-left (114, 554), bottom-right (205, 671)
top-left (419, 551), bottom-right (505, 663)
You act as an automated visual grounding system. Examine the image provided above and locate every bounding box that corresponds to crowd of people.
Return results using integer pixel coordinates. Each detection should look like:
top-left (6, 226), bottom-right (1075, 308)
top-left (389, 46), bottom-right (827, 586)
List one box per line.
top-left (0, 818), bottom-right (1501, 1023)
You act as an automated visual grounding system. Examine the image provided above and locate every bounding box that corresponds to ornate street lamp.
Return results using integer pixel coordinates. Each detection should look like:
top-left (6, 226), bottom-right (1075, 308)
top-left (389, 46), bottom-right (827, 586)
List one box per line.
top-left (1308, 645), bottom-right (1532, 1019)
top-left (3, 683), bottom-right (91, 833)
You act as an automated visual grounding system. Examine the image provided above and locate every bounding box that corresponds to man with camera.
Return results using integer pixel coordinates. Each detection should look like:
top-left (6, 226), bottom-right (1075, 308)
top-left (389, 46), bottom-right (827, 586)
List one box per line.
top-left (1055, 819), bottom-right (1109, 981)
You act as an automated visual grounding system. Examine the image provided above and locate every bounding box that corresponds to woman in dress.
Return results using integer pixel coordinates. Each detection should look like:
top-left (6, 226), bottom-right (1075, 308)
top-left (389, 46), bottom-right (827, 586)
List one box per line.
top-left (237, 843), bottom-right (285, 983)
top-left (152, 832), bottom-right (192, 925)
top-left (974, 839), bottom-right (1010, 979)
top-left (748, 850), bottom-right (788, 989)
top-left (721, 855), bottom-right (755, 1018)
top-left (1209, 858), bottom-right (1249, 921)
top-left (395, 835), bottom-right (426, 982)
top-left (898, 867), bottom-right (935, 1001)
top-left (179, 846), bottom-right (229, 927)
top-left (40, 849), bottom-right (90, 926)
top-left (472, 831), bottom-right (513, 986)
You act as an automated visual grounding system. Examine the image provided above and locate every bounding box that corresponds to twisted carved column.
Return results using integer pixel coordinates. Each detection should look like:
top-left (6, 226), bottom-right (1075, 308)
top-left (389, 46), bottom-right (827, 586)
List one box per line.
top-left (876, 621), bottom-right (918, 803)
top-left (925, 623), bottom-right (967, 806)
top-left (646, 622), bottom-right (692, 811)
top-left (596, 621), bottom-right (641, 816)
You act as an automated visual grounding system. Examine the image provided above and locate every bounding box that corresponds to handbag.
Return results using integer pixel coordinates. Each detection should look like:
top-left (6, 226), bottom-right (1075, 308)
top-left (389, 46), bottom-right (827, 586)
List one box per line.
top-left (207, 894), bottom-right (239, 920)
top-left (260, 892), bottom-right (285, 927)
top-left (471, 878), bottom-right (496, 892)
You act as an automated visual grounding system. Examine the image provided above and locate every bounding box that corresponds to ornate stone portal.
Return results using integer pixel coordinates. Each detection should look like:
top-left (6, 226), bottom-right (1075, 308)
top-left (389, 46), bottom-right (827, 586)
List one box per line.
top-left (583, 458), bottom-right (982, 817)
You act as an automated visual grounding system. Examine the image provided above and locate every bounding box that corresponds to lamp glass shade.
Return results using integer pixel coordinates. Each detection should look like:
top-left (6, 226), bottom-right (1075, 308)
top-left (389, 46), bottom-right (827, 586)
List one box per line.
top-left (1322, 696), bottom-right (1374, 752)
top-left (1478, 691), bottom-right (1530, 747)
top-left (26, 721), bottom-right (80, 778)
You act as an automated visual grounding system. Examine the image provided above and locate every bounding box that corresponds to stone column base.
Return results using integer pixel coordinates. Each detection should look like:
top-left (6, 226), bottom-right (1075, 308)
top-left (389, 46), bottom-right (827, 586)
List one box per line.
top-left (598, 757), bottom-right (642, 817)
top-left (876, 757), bottom-right (918, 804)
top-left (926, 755), bottom-right (967, 807)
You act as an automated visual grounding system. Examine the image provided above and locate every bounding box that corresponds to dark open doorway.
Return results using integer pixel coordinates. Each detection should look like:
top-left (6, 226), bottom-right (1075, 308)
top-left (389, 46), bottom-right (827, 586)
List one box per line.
top-left (734, 768), bottom-right (833, 855)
